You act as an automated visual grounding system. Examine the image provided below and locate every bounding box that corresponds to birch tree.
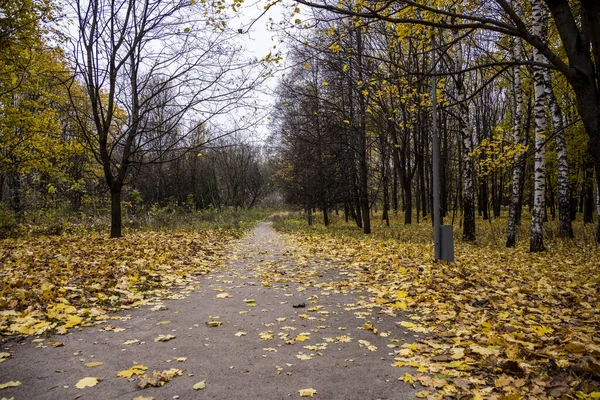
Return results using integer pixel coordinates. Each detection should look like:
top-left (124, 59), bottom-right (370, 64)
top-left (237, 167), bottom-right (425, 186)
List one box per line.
top-left (544, 70), bottom-right (573, 238)
top-left (530, 0), bottom-right (548, 252)
top-left (451, 29), bottom-right (476, 241)
top-left (506, 33), bottom-right (525, 247)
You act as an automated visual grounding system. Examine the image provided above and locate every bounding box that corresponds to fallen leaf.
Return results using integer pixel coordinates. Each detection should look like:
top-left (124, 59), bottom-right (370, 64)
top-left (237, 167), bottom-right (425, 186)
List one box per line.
top-left (75, 377), bottom-right (100, 389)
top-left (0, 380), bottom-right (21, 390)
top-left (193, 380), bottom-right (206, 390)
top-left (116, 365), bottom-right (148, 378)
top-left (154, 334), bottom-right (176, 342)
top-left (298, 388), bottom-right (317, 397)
top-left (137, 368), bottom-right (182, 389)
top-left (85, 362), bottom-right (103, 367)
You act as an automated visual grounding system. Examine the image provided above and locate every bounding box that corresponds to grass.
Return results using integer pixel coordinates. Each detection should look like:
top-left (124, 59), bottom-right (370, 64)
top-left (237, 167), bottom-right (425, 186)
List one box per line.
top-left (0, 204), bottom-right (274, 239)
top-left (273, 209), bottom-right (599, 250)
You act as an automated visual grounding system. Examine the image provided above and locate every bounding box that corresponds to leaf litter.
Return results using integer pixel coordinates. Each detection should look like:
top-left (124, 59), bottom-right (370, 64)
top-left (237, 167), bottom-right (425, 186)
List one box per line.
top-left (280, 224), bottom-right (600, 399)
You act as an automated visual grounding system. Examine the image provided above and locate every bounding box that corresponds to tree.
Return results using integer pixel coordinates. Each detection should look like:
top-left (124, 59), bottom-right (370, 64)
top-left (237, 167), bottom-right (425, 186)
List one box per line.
top-left (530, 0), bottom-right (548, 252)
top-left (67, 0), bottom-right (263, 237)
top-left (293, 0), bottom-right (600, 242)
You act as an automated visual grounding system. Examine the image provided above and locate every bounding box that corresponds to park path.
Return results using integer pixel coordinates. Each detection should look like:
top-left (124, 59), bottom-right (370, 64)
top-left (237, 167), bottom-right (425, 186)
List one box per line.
top-left (0, 221), bottom-right (418, 399)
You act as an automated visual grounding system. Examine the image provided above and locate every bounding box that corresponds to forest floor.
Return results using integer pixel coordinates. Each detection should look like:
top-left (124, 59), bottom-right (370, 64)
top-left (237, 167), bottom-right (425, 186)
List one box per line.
top-left (0, 220), bottom-right (420, 400)
top-left (1, 214), bottom-right (599, 400)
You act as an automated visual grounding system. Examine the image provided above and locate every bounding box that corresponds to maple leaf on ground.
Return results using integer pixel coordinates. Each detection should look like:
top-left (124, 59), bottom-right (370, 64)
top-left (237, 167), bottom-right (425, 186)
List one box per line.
top-left (75, 377), bottom-right (101, 389)
top-left (116, 365), bottom-right (148, 378)
top-left (298, 388), bottom-right (317, 397)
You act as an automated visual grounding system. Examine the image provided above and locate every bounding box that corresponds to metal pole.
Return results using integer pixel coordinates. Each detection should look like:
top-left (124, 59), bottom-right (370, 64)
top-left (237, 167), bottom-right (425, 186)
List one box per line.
top-left (431, 36), bottom-right (441, 261)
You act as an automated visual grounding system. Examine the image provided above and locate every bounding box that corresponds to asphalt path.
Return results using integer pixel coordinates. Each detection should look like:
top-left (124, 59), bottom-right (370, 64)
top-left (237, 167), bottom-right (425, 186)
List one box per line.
top-left (0, 221), bottom-right (418, 400)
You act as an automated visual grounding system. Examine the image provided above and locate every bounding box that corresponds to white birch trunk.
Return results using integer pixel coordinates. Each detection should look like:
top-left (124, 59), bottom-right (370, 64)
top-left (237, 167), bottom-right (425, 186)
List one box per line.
top-left (544, 70), bottom-right (573, 238)
top-left (530, 0), bottom-right (548, 252)
top-left (507, 34), bottom-right (524, 247)
top-left (453, 30), bottom-right (475, 241)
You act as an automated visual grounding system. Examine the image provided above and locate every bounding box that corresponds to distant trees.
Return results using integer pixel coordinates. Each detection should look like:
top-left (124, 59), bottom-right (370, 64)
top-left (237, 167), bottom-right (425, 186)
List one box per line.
top-left (0, 0), bottom-right (275, 235)
top-left (67, 0), bottom-right (264, 237)
top-left (272, 0), bottom-right (599, 248)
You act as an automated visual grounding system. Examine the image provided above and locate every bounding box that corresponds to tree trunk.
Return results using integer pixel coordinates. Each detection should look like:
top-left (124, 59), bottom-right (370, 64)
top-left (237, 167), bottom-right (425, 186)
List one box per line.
top-left (544, 69), bottom-right (573, 237)
top-left (583, 161), bottom-right (594, 223)
top-left (530, 0), bottom-right (548, 252)
top-left (453, 30), bottom-right (476, 241)
top-left (404, 181), bottom-right (412, 224)
top-left (110, 188), bottom-right (123, 238)
top-left (7, 170), bottom-right (23, 222)
top-left (392, 153), bottom-right (399, 213)
top-left (356, 29), bottom-right (370, 234)
top-left (480, 177), bottom-right (489, 220)
top-left (544, 0), bottom-right (600, 242)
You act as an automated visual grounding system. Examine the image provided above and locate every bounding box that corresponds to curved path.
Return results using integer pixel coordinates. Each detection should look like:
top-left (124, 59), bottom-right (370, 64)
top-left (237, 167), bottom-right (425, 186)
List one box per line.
top-left (0, 221), bottom-right (418, 399)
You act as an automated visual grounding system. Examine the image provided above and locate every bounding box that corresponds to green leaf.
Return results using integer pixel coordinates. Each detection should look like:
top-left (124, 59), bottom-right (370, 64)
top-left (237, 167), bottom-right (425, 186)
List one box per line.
top-left (193, 380), bottom-right (206, 390)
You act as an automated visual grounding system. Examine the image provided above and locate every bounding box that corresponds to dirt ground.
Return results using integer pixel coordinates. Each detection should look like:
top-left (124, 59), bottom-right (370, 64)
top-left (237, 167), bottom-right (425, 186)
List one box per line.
top-left (0, 221), bottom-right (419, 399)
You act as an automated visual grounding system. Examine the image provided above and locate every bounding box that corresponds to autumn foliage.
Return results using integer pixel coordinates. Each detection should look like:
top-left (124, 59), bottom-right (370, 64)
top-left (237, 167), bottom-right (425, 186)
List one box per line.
top-left (0, 230), bottom-right (236, 335)
top-left (275, 214), bottom-right (600, 399)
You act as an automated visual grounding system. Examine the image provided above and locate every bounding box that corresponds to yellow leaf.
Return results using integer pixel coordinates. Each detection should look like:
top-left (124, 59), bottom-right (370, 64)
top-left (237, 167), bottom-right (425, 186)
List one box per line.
top-left (295, 334), bottom-right (310, 342)
top-left (402, 373), bottom-right (415, 384)
top-left (116, 365), bottom-right (148, 378)
top-left (235, 331), bottom-right (247, 337)
top-left (64, 315), bottom-right (83, 329)
top-left (85, 362), bottom-right (103, 367)
top-left (75, 377), bottom-right (101, 389)
top-left (206, 321), bottom-right (222, 327)
top-left (216, 293), bottom-right (231, 299)
top-left (533, 325), bottom-right (553, 336)
top-left (396, 290), bottom-right (408, 299)
top-left (0, 381), bottom-right (21, 389)
top-left (299, 388), bottom-right (317, 397)
top-left (451, 347), bottom-right (465, 359)
top-left (322, 81), bottom-right (329, 86)
top-left (154, 334), bottom-right (176, 342)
